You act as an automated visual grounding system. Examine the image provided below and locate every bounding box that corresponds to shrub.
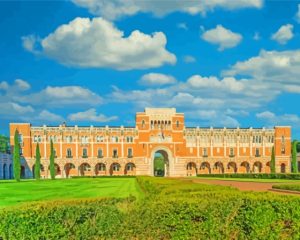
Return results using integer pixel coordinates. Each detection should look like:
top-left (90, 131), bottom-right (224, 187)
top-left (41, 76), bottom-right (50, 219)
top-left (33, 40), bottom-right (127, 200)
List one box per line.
top-left (197, 173), bottom-right (300, 180)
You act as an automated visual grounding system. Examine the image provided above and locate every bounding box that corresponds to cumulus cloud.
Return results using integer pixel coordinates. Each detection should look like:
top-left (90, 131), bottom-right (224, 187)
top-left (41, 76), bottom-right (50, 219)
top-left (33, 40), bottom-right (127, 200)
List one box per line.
top-left (22, 17), bottom-right (176, 70)
top-left (256, 111), bottom-right (300, 126)
top-left (183, 55), bottom-right (196, 63)
top-left (139, 73), bottom-right (177, 86)
top-left (223, 49), bottom-right (300, 88)
top-left (201, 25), bottom-right (242, 50)
top-left (271, 24), bottom-right (293, 44)
top-left (72, 0), bottom-right (263, 20)
top-left (17, 86), bottom-right (103, 107)
top-left (68, 108), bottom-right (118, 122)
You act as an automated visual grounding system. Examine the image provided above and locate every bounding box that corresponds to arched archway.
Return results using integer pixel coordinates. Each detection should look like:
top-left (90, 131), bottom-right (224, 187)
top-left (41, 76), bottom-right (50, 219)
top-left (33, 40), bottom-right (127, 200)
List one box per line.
top-left (64, 163), bottom-right (76, 178)
top-left (253, 161), bottom-right (263, 173)
top-left (227, 162), bottom-right (237, 173)
top-left (110, 163), bottom-right (121, 176)
top-left (151, 147), bottom-right (173, 177)
top-left (124, 163), bottom-right (136, 176)
top-left (48, 164), bottom-right (61, 177)
top-left (186, 162), bottom-right (197, 176)
top-left (21, 165), bottom-right (25, 178)
top-left (95, 163), bottom-right (106, 176)
top-left (199, 162), bottom-right (211, 174)
top-left (265, 161), bottom-right (271, 173)
top-left (213, 162), bottom-right (224, 174)
top-left (32, 164), bottom-right (45, 178)
top-left (239, 161), bottom-right (250, 173)
top-left (280, 163), bottom-right (286, 173)
top-left (9, 164), bottom-right (12, 179)
top-left (3, 164), bottom-right (6, 179)
top-left (79, 163), bottom-right (91, 176)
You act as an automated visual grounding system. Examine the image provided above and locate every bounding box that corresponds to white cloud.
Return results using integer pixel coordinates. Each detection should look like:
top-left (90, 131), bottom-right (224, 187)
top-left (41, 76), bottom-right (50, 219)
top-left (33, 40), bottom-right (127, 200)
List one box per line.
top-left (201, 25), bottom-right (242, 50)
top-left (18, 86), bottom-right (103, 107)
top-left (14, 79), bottom-right (31, 91)
top-left (35, 110), bottom-right (65, 123)
top-left (139, 73), bottom-right (177, 86)
top-left (253, 32), bottom-right (260, 40)
top-left (256, 111), bottom-right (300, 126)
top-left (183, 55), bottom-right (196, 63)
top-left (295, 4), bottom-right (300, 23)
top-left (177, 22), bottom-right (188, 30)
top-left (271, 24), bottom-right (294, 44)
top-left (0, 102), bottom-right (34, 118)
top-left (68, 108), bottom-right (118, 122)
top-left (223, 49), bottom-right (300, 88)
top-left (0, 79), bottom-right (31, 93)
top-left (23, 17), bottom-right (176, 70)
top-left (72, 0), bottom-right (263, 20)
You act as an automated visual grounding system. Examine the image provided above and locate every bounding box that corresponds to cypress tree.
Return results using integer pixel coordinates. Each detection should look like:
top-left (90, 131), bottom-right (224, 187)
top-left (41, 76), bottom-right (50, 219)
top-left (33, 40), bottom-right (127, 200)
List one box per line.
top-left (13, 129), bottom-right (21, 182)
top-left (271, 146), bottom-right (276, 174)
top-left (35, 143), bottom-right (41, 180)
top-left (49, 139), bottom-right (55, 180)
top-left (291, 140), bottom-right (298, 173)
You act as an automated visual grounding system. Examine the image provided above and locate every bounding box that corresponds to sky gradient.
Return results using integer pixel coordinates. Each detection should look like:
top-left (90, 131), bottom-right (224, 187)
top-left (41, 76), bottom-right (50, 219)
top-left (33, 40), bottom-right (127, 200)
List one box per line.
top-left (1, 0), bottom-right (300, 138)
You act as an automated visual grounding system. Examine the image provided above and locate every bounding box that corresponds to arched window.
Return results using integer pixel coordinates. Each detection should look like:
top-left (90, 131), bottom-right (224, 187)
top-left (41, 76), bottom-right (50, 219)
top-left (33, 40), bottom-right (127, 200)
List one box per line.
top-left (113, 149), bottom-right (118, 158)
top-left (128, 148), bottom-right (133, 158)
top-left (67, 148), bottom-right (72, 158)
top-left (98, 163), bottom-right (106, 171)
top-left (98, 148), bottom-right (103, 158)
top-left (82, 148), bottom-right (88, 158)
top-left (113, 163), bottom-right (120, 171)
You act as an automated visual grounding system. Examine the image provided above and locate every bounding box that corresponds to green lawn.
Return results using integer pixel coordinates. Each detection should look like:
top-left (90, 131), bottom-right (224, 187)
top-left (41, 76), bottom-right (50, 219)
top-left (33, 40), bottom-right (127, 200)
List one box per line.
top-left (195, 177), bottom-right (300, 183)
top-left (0, 177), bottom-right (142, 208)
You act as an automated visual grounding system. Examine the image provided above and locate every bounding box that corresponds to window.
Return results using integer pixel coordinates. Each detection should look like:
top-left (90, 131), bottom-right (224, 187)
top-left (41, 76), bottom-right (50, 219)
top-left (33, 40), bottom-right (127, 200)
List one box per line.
top-left (281, 147), bottom-right (285, 154)
top-left (81, 136), bottom-right (89, 144)
top-left (67, 148), bottom-right (72, 158)
top-left (176, 120), bottom-right (179, 128)
top-left (65, 136), bottom-right (72, 143)
top-left (19, 148), bottom-right (23, 155)
top-left (281, 136), bottom-right (285, 143)
top-left (113, 163), bottom-right (120, 171)
top-left (142, 120), bottom-right (145, 128)
top-left (98, 163), bottom-right (106, 171)
top-left (82, 148), bottom-right (88, 158)
top-left (97, 148), bottom-right (103, 158)
top-left (128, 148), bottom-right (133, 158)
top-left (18, 134), bottom-right (23, 143)
top-left (230, 148), bottom-right (234, 157)
top-left (151, 121), bottom-right (154, 129)
top-left (96, 136), bottom-right (104, 142)
top-left (113, 149), bottom-right (118, 158)
top-left (53, 149), bottom-right (57, 158)
top-left (203, 148), bottom-right (207, 157)
top-left (49, 135), bottom-right (57, 143)
top-left (126, 136), bottom-right (133, 143)
top-left (111, 136), bottom-right (119, 143)
top-left (38, 136), bottom-right (42, 143)
top-left (34, 135), bottom-right (37, 142)
top-left (126, 163), bottom-right (134, 171)
top-left (255, 148), bottom-right (260, 157)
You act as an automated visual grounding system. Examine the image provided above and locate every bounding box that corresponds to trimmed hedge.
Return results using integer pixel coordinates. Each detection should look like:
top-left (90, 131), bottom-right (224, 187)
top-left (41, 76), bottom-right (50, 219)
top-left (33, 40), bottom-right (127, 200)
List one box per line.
top-left (197, 173), bottom-right (300, 179)
top-left (70, 175), bottom-right (136, 179)
top-left (2, 177), bottom-right (300, 239)
top-left (272, 184), bottom-right (300, 192)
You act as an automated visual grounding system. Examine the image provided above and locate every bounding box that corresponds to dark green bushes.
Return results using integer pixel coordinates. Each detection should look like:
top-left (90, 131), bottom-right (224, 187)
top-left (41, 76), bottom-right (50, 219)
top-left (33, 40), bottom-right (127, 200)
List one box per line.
top-left (1, 177), bottom-right (300, 239)
top-left (272, 184), bottom-right (300, 192)
top-left (197, 173), bottom-right (300, 179)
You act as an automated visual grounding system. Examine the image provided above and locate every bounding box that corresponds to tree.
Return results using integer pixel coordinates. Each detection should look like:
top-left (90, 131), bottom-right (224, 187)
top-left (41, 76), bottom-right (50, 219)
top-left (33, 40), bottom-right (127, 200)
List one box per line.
top-left (291, 140), bottom-right (298, 173)
top-left (13, 129), bottom-right (21, 182)
top-left (49, 139), bottom-right (55, 180)
top-left (34, 143), bottom-right (41, 180)
top-left (271, 146), bottom-right (276, 174)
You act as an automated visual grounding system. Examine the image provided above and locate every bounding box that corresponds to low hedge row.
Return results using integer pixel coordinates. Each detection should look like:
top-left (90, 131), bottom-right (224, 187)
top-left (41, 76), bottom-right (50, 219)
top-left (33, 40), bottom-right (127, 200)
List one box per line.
top-left (272, 184), bottom-right (300, 192)
top-left (70, 175), bottom-right (136, 179)
top-left (197, 173), bottom-right (300, 179)
top-left (2, 177), bottom-right (300, 239)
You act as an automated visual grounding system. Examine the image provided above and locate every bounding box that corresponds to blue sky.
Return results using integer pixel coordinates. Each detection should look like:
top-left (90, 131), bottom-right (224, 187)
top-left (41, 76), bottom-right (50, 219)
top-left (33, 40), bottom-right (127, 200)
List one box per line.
top-left (1, 0), bottom-right (300, 138)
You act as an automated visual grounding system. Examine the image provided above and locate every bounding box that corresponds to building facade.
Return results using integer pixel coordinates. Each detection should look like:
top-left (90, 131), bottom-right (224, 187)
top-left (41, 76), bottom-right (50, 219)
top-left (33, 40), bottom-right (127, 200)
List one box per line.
top-left (0, 153), bottom-right (13, 179)
top-left (9, 108), bottom-right (291, 178)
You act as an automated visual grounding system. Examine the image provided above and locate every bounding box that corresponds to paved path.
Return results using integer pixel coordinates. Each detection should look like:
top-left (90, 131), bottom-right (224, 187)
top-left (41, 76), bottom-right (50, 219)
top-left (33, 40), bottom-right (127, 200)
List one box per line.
top-left (191, 179), bottom-right (300, 196)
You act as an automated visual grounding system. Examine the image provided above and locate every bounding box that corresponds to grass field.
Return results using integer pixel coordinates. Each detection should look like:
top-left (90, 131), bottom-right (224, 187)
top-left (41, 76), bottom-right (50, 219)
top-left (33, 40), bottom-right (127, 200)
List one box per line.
top-left (0, 177), bottom-right (142, 208)
top-left (195, 177), bottom-right (300, 183)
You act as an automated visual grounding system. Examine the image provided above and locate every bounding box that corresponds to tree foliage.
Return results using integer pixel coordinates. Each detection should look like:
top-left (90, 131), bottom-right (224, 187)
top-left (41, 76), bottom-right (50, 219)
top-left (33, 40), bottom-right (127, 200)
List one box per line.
top-left (49, 139), bottom-right (55, 180)
top-left (34, 143), bottom-right (41, 180)
top-left (13, 129), bottom-right (21, 182)
top-left (271, 146), bottom-right (276, 174)
top-left (292, 140), bottom-right (298, 173)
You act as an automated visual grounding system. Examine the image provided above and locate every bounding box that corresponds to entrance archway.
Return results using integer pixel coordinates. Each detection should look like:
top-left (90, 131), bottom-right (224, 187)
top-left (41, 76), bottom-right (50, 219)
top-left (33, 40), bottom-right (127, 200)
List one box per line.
top-left (151, 147), bottom-right (172, 177)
